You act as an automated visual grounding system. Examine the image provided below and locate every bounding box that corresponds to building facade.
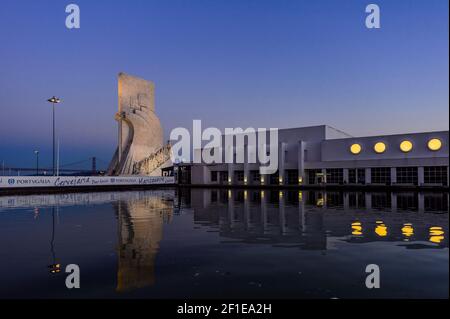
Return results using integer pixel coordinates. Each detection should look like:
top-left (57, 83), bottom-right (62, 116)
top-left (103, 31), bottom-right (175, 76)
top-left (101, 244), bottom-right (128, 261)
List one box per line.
top-left (185, 125), bottom-right (449, 187)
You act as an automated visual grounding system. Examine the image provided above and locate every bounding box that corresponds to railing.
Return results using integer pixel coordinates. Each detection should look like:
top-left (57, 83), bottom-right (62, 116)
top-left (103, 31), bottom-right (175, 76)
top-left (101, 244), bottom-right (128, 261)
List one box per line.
top-left (133, 144), bottom-right (172, 175)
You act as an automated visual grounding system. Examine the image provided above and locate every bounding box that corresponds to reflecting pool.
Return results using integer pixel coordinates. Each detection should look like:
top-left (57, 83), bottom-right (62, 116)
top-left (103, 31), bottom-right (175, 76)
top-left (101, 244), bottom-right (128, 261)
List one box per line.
top-left (0, 189), bottom-right (448, 299)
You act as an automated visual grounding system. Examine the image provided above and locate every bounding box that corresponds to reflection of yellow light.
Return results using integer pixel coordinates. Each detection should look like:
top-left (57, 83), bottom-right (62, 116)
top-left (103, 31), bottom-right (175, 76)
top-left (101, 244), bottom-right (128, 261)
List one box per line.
top-left (429, 226), bottom-right (444, 243)
top-left (374, 142), bottom-right (386, 154)
top-left (352, 222), bottom-right (363, 236)
top-left (244, 190), bottom-right (247, 199)
top-left (298, 191), bottom-right (303, 201)
top-left (244, 177), bottom-right (247, 184)
top-left (228, 190), bottom-right (232, 198)
top-left (298, 177), bottom-right (303, 184)
top-left (428, 138), bottom-right (442, 151)
top-left (279, 191), bottom-right (283, 198)
top-left (279, 176), bottom-right (283, 184)
top-left (260, 177), bottom-right (265, 184)
top-left (316, 198), bottom-right (324, 207)
top-left (49, 263), bottom-right (61, 274)
top-left (375, 221), bottom-right (388, 237)
top-left (350, 143), bottom-right (362, 155)
top-left (401, 223), bottom-right (414, 237)
top-left (400, 140), bottom-right (413, 153)
top-left (261, 190), bottom-right (264, 198)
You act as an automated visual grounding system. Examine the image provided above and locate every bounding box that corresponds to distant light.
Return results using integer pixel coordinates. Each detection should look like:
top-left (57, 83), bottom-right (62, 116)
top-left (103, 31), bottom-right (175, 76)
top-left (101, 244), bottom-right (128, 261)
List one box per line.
top-left (350, 143), bottom-right (362, 155)
top-left (400, 140), bottom-right (413, 153)
top-left (47, 96), bottom-right (61, 104)
top-left (375, 221), bottom-right (387, 237)
top-left (429, 226), bottom-right (444, 244)
top-left (374, 142), bottom-right (386, 154)
top-left (401, 223), bottom-right (414, 237)
top-left (428, 138), bottom-right (442, 151)
top-left (352, 222), bottom-right (363, 236)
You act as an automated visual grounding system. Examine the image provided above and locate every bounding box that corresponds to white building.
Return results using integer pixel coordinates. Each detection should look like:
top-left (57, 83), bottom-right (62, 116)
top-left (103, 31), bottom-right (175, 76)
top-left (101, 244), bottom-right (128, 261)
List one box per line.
top-left (180, 125), bottom-right (449, 187)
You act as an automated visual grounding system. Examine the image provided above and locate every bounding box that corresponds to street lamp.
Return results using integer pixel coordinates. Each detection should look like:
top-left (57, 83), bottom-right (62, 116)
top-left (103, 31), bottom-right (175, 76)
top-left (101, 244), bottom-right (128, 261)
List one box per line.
top-left (47, 96), bottom-right (61, 176)
top-left (34, 150), bottom-right (39, 176)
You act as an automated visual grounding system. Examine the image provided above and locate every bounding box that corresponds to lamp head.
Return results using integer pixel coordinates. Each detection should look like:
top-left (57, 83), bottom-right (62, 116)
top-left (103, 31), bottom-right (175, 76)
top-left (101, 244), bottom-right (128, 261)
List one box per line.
top-left (47, 96), bottom-right (61, 104)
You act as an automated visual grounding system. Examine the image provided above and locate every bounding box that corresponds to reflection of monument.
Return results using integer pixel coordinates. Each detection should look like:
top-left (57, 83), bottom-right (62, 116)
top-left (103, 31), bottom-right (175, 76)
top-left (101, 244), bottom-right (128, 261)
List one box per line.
top-left (115, 195), bottom-right (173, 292)
top-left (107, 73), bottom-right (171, 176)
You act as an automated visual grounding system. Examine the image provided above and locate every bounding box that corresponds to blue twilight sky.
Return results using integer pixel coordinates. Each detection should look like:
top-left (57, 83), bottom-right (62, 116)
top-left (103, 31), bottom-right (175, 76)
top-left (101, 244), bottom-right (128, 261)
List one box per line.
top-left (0, 0), bottom-right (448, 169)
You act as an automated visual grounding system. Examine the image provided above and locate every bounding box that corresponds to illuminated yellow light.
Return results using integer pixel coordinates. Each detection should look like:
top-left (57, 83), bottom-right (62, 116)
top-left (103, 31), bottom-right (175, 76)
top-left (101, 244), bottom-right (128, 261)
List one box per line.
top-left (352, 222), bottom-right (363, 236)
top-left (429, 226), bottom-right (444, 243)
top-left (401, 223), bottom-right (414, 237)
top-left (228, 190), bottom-right (232, 198)
top-left (244, 190), bottom-right (248, 199)
top-left (428, 138), bottom-right (442, 151)
top-left (228, 178), bottom-right (232, 183)
top-left (350, 143), bottom-right (362, 155)
top-left (400, 140), bottom-right (413, 153)
top-left (374, 142), bottom-right (386, 154)
top-left (260, 177), bottom-right (265, 184)
top-left (279, 191), bottom-right (283, 198)
top-left (298, 177), bottom-right (303, 184)
top-left (279, 176), bottom-right (283, 184)
top-left (298, 191), bottom-right (303, 201)
top-left (261, 190), bottom-right (265, 198)
top-left (316, 198), bottom-right (324, 207)
top-left (375, 222), bottom-right (388, 237)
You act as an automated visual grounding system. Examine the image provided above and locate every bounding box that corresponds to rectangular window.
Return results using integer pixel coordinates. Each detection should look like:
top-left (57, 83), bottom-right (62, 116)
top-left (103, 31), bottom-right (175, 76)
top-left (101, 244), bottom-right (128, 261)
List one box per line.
top-left (269, 171), bottom-right (279, 185)
top-left (211, 171), bottom-right (218, 182)
top-left (357, 169), bottom-right (366, 184)
top-left (286, 170), bottom-right (299, 185)
top-left (396, 167), bottom-right (418, 185)
top-left (306, 169), bottom-right (322, 185)
top-left (326, 168), bottom-right (343, 184)
top-left (250, 170), bottom-right (260, 182)
top-left (220, 171), bottom-right (228, 183)
top-left (371, 167), bottom-right (391, 184)
top-left (235, 170), bottom-right (244, 182)
top-left (348, 169), bottom-right (356, 184)
top-left (424, 166), bottom-right (448, 186)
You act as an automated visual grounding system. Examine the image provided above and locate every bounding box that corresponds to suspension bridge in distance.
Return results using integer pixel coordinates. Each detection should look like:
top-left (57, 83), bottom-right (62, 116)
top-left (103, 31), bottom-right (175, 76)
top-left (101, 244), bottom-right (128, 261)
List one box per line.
top-left (1, 157), bottom-right (111, 176)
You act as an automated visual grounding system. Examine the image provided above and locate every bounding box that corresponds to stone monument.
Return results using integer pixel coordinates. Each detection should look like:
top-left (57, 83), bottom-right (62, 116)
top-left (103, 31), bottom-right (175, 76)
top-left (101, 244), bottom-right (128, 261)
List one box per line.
top-left (108, 73), bottom-right (171, 176)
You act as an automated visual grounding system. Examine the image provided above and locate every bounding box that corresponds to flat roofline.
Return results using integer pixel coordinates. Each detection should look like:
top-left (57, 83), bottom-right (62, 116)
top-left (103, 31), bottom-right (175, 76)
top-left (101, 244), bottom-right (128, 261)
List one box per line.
top-left (217, 124), bottom-right (352, 137)
top-left (325, 129), bottom-right (449, 141)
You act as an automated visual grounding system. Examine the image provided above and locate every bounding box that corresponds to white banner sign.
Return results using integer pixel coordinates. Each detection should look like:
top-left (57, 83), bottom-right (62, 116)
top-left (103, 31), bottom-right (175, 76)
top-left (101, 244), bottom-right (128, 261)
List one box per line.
top-left (0, 176), bottom-right (174, 189)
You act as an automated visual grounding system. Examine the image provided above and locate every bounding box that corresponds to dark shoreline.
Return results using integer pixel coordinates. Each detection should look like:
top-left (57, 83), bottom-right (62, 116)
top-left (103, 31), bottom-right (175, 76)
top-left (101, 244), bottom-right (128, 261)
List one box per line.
top-left (0, 183), bottom-right (448, 196)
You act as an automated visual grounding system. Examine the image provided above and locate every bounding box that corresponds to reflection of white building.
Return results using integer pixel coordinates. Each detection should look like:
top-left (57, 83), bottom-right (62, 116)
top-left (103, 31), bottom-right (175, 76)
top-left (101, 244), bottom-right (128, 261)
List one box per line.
top-left (185, 125), bottom-right (449, 187)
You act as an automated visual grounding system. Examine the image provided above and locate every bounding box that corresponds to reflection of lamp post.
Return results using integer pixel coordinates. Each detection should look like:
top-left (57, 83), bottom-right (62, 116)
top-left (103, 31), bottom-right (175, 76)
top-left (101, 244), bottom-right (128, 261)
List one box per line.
top-left (48, 207), bottom-right (61, 274)
top-left (47, 96), bottom-right (61, 176)
top-left (34, 150), bottom-right (39, 176)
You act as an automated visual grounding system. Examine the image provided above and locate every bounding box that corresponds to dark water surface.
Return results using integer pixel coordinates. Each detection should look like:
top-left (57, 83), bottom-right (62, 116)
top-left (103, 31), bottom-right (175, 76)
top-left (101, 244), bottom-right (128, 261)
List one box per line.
top-left (0, 189), bottom-right (448, 299)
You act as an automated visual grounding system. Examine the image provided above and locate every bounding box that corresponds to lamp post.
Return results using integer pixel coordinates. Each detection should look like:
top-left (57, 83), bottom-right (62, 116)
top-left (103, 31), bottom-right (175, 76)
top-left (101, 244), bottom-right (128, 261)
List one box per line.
top-left (47, 96), bottom-right (61, 176)
top-left (34, 150), bottom-right (39, 176)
